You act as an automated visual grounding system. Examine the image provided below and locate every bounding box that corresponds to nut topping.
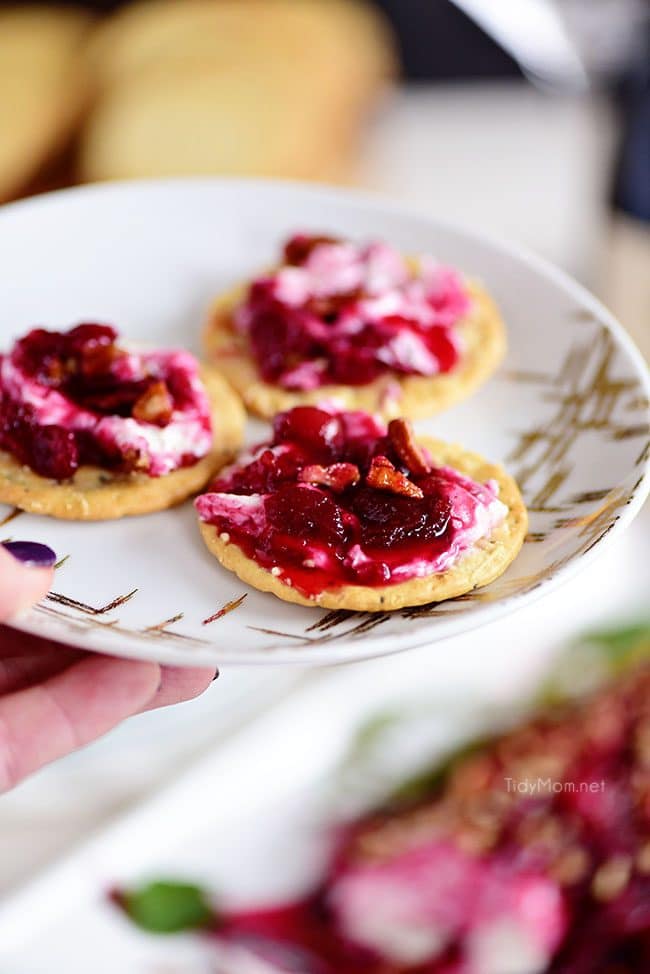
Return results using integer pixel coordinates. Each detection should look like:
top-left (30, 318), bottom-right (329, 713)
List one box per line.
top-left (299, 462), bottom-right (360, 492)
top-left (132, 379), bottom-right (174, 426)
top-left (591, 855), bottom-right (632, 902)
top-left (79, 341), bottom-right (123, 379)
top-left (388, 418), bottom-right (431, 477)
top-left (550, 847), bottom-right (591, 886)
top-left (637, 841), bottom-right (650, 875)
top-left (307, 293), bottom-right (360, 321)
top-left (366, 455), bottom-right (424, 499)
top-left (284, 234), bottom-right (340, 265)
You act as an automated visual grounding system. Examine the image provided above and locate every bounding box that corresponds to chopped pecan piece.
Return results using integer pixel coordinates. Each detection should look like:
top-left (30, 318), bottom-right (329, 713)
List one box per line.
top-left (366, 455), bottom-right (424, 499)
top-left (79, 341), bottom-right (123, 379)
top-left (132, 379), bottom-right (174, 426)
top-left (388, 418), bottom-right (431, 476)
top-left (43, 357), bottom-right (67, 385)
top-left (121, 445), bottom-right (149, 471)
top-left (307, 288), bottom-right (363, 321)
top-left (284, 234), bottom-right (340, 265)
top-left (299, 462), bottom-right (360, 492)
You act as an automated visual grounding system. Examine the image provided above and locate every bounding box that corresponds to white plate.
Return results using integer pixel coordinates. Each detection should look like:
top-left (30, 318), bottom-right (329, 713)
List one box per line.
top-left (1, 179), bottom-right (648, 666)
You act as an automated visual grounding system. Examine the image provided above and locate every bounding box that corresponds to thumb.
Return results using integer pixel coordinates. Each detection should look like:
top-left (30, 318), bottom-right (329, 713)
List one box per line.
top-left (0, 543), bottom-right (54, 621)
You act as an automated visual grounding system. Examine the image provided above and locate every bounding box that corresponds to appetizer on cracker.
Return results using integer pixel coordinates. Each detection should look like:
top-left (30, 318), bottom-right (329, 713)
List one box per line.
top-left (0, 323), bottom-right (244, 519)
top-left (195, 406), bottom-right (526, 611)
top-left (204, 234), bottom-right (506, 420)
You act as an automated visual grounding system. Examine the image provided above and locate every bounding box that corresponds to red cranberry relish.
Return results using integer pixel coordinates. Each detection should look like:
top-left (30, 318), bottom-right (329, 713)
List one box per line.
top-left (234, 234), bottom-right (471, 390)
top-left (0, 324), bottom-right (211, 480)
top-left (196, 406), bottom-right (504, 597)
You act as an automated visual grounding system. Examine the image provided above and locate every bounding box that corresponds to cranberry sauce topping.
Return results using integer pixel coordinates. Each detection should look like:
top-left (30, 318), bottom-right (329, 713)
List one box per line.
top-left (0, 324), bottom-right (213, 480)
top-left (196, 407), bottom-right (505, 597)
top-left (234, 234), bottom-right (471, 390)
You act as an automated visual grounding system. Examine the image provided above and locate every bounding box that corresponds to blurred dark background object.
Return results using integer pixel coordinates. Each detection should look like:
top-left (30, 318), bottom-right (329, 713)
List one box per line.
top-left (375, 0), bottom-right (522, 80)
top-left (613, 27), bottom-right (650, 222)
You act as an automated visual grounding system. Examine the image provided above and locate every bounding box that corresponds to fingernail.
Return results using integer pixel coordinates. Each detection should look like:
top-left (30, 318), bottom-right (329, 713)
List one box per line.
top-left (2, 541), bottom-right (57, 568)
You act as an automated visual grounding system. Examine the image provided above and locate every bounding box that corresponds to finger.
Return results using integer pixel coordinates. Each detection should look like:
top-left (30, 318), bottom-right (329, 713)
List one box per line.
top-left (0, 647), bottom-right (84, 695)
top-left (140, 665), bottom-right (217, 712)
top-left (0, 654), bottom-right (161, 793)
top-left (0, 625), bottom-right (69, 657)
top-left (0, 546), bottom-right (53, 621)
top-left (0, 626), bottom-right (83, 693)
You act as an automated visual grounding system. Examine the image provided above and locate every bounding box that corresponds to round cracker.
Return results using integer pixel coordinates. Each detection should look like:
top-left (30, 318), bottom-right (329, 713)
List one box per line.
top-left (203, 279), bottom-right (506, 421)
top-left (197, 435), bottom-right (528, 612)
top-left (0, 366), bottom-right (245, 521)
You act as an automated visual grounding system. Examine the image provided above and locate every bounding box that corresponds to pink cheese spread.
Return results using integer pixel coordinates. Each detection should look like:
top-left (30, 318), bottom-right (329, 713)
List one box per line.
top-left (195, 405), bottom-right (505, 597)
top-left (0, 324), bottom-right (213, 479)
top-left (234, 234), bottom-right (472, 390)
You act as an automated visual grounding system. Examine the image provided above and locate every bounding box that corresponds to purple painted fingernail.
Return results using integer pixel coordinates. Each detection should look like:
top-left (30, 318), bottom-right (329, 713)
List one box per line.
top-left (2, 541), bottom-right (57, 568)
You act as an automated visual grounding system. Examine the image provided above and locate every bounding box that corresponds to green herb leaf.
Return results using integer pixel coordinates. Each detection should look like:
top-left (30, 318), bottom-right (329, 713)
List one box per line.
top-left (388, 736), bottom-right (493, 807)
top-left (584, 621), bottom-right (650, 666)
top-left (122, 880), bottom-right (214, 934)
top-left (540, 620), bottom-right (650, 705)
top-left (344, 711), bottom-right (402, 768)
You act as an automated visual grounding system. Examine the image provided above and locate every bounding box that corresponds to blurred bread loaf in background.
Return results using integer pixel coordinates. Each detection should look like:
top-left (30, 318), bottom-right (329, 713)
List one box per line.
top-left (0, 5), bottom-right (92, 202)
top-left (80, 65), bottom-right (356, 183)
top-left (85, 0), bottom-right (392, 100)
top-left (80, 0), bottom-right (397, 183)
